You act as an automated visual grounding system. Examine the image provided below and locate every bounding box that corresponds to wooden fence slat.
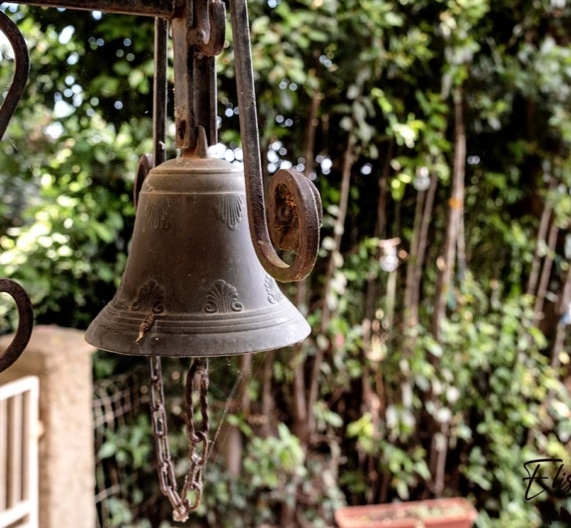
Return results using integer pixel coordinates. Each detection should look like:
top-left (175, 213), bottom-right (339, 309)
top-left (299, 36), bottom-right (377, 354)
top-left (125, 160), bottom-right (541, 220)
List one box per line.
top-left (0, 376), bottom-right (39, 528)
top-left (0, 500), bottom-right (31, 526)
top-left (8, 392), bottom-right (23, 507)
top-left (23, 379), bottom-right (39, 527)
top-left (0, 398), bottom-right (7, 512)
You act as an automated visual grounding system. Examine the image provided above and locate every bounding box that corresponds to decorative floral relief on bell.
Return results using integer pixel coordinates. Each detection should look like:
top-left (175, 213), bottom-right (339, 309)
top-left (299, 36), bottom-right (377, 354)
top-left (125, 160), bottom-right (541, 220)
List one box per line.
top-left (132, 279), bottom-right (166, 314)
top-left (265, 275), bottom-right (284, 304)
top-left (111, 283), bottom-right (129, 310)
top-left (214, 194), bottom-right (244, 231)
top-left (146, 196), bottom-right (171, 231)
top-left (203, 279), bottom-right (244, 314)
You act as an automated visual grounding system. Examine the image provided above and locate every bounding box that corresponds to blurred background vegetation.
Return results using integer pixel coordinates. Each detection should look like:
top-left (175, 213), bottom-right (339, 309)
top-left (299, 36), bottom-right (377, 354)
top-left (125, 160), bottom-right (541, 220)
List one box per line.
top-left (2, 0), bottom-right (571, 526)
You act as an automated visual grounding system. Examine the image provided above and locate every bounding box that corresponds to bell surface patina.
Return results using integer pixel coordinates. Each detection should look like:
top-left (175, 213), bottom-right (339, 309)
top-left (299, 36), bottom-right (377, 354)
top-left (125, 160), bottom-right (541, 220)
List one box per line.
top-left (85, 153), bottom-right (310, 357)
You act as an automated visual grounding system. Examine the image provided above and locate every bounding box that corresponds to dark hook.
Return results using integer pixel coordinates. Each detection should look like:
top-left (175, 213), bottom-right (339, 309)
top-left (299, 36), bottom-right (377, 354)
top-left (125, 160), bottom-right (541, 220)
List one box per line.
top-left (0, 10), bottom-right (30, 140)
top-left (0, 279), bottom-right (33, 372)
top-left (189, 0), bottom-right (226, 57)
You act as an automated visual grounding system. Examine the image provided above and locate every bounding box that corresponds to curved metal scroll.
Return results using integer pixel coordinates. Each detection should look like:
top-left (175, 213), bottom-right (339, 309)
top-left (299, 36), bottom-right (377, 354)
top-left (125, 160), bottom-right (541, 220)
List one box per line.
top-left (0, 279), bottom-right (33, 372)
top-left (0, 12), bottom-right (33, 372)
top-left (229, 0), bottom-right (321, 283)
top-left (0, 10), bottom-right (30, 140)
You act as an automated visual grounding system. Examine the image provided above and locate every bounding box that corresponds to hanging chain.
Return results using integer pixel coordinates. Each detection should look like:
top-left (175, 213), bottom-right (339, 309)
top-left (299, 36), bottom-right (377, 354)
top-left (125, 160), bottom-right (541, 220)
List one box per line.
top-left (148, 356), bottom-right (210, 522)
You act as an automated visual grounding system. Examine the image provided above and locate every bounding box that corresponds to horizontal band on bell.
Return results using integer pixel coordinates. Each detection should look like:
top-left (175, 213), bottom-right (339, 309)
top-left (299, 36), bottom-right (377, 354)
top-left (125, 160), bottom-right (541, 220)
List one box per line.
top-left (93, 299), bottom-right (301, 333)
top-left (86, 303), bottom-right (310, 357)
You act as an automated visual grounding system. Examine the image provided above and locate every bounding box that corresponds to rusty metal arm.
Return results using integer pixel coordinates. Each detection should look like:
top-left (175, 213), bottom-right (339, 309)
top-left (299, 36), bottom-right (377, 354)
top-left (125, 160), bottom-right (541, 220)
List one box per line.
top-left (1, 0), bottom-right (176, 18)
top-left (172, 0), bottom-right (224, 152)
top-left (229, 0), bottom-right (321, 283)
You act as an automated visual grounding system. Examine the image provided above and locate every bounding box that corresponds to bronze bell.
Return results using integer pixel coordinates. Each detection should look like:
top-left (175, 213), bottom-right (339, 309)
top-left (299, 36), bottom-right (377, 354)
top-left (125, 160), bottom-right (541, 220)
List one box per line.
top-left (85, 150), bottom-right (310, 357)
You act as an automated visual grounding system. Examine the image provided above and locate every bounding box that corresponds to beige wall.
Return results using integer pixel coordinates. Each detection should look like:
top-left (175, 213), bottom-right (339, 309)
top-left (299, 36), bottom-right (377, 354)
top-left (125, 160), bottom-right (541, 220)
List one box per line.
top-left (0, 326), bottom-right (95, 528)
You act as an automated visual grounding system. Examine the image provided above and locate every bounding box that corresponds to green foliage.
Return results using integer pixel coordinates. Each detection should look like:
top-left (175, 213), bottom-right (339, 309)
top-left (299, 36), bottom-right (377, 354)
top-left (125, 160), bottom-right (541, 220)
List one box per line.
top-left (0, 5), bottom-right (151, 328)
top-left (242, 423), bottom-right (307, 489)
top-left (104, 498), bottom-right (152, 528)
top-left (194, 419), bottom-right (345, 527)
top-left (99, 414), bottom-right (153, 469)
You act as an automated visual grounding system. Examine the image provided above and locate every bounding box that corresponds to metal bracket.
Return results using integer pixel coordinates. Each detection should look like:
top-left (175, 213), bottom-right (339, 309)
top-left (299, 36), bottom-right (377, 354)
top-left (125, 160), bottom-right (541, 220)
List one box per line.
top-left (1, 0), bottom-right (176, 18)
top-left (0, 11), bottom-right (30, 141)
top-left (0, 12), bottom-right (33, 373)
top-left (173, 0), bottom-right (225, 152)
top-left (0, 279), bottom-right (33, 373)
top-left (229, 0), bottom-right (322, 282)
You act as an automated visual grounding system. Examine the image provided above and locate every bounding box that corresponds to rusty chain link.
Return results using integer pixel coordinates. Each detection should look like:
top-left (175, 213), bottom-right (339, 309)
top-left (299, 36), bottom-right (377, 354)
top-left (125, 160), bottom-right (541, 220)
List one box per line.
top-left (148, 356), bottom-right (210, 522)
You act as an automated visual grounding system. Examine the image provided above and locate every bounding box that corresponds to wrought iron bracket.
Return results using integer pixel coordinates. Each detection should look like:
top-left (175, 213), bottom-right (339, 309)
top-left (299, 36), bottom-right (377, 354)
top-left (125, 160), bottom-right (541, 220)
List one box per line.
top-left (0, 11), bottom-right (33, 373)
top-left (0, 279), bottom-right (33, 373)
top-left (229, 0), bottom-right (322, 281)
top-left (0, 11), bottom-right (30, 140)
top-left (170, 0), bottom-right (321, 281)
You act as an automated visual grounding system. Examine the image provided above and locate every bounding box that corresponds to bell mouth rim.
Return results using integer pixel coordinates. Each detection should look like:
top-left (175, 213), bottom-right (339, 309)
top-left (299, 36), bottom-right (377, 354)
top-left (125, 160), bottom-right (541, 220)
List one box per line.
top-left (85, 304), bottom-right (311, 357)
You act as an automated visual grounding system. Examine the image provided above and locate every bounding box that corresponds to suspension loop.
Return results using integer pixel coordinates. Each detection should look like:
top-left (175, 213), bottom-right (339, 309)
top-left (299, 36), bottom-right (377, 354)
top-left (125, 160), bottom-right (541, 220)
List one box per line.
top-left (229, 0), bottom-right (321, 282)
top-left (189, 0), bottom-right (226, 56)
top-left (0, 11), bottom-right (30, 141)
top-left (172, 0), bottom-right (225, 152)
top-left (148, 356), bottom-right (211, 523)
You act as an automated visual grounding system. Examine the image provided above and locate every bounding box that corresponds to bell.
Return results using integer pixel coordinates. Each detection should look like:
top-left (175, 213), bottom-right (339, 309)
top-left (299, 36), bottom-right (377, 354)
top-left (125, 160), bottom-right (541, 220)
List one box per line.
top-left (85, 151), bottom-right (310, 357)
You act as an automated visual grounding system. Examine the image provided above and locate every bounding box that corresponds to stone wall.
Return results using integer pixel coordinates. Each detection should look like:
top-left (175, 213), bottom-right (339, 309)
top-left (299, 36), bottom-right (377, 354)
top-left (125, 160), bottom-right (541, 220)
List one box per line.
top-left (0, 325), bottom-right (95, 528)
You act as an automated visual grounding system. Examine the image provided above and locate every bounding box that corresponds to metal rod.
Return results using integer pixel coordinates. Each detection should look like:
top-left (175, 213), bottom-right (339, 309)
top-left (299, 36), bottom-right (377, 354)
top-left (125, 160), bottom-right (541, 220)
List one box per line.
top-left (4, 0), bottom-right (176, 18)
top-left (134, 14), bottom-right (170, 207)
top-left (229, 0), bottom-right (321, 282)
top-left (171, 2), bottom-right (196, 151)
top-left (153, 17), bottom-right (168, 166)
top-left (172, 0), bottom-right (223, 153)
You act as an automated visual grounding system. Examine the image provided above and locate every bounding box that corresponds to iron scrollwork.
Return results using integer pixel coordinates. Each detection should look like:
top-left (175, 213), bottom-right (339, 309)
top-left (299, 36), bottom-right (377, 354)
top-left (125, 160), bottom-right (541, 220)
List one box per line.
top-left (229, 0), bottom-right (322, 283)
top-left (0, 11), bottom-right (33, 373)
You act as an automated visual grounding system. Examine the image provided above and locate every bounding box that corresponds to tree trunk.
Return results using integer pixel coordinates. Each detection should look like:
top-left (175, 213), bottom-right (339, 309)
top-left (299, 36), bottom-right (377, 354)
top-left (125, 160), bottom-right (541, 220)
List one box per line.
top-left (432, 88), bottom-right (465, 340)
top-left (412, 171), bottom-right (438, 320)
top-left (428, 88), bottom-right (465, 497)
top-left (527, 177), bottom-right (556, 297)
top-left (533, 220), bottom-right (558, 322)
top-left (308, 121), bottom-right (356, 435)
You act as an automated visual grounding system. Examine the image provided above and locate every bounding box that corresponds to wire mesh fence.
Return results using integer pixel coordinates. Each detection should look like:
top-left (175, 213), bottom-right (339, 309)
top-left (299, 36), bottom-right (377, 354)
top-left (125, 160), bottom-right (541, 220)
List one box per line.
top-left (92, 358), bottom-right (240, 528)
top-left (93, 365), bottom-right (160, 528)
